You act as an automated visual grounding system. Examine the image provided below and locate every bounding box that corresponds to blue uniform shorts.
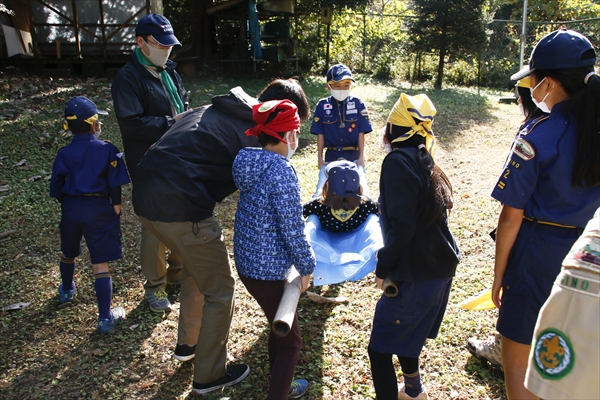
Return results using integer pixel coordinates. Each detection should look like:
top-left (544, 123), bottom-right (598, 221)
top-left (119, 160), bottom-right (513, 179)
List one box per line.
top-left (369, 277), bottom-right (452, 358)
top-left (60, 196), bottom-right (122, 264)
top-left (325, 149), bottom-right (359, 163)
top-left (497, 219), bottom-right (583, 345)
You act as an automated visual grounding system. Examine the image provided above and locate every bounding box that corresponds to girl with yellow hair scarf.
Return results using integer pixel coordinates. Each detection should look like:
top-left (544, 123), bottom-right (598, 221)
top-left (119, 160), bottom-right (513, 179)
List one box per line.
top-left (368, 93), bottom-right (460, 400)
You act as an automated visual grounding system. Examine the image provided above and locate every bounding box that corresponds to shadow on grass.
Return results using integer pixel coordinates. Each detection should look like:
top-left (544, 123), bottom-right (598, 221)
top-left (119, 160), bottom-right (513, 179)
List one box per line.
top-left (368, 86), bottom-right (500, 148)
top-left (0, 280), bottom-right (179, 399)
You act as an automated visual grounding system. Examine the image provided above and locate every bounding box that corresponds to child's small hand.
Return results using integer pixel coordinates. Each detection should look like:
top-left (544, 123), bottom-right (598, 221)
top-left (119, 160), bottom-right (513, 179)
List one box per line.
top-left (375, 276), bottom-right (384, 291)
top-left (113, 204), bottom-right (121, 216)
top-left (318, 159), bottom-right (327, 170)
top-left (300, 275), bottom-right (311, 292)
top-left (357, 157), bottom-right (365, 168)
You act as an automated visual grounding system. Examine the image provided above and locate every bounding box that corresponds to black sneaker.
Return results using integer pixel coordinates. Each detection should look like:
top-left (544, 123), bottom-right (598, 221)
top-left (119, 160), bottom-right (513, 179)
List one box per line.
top-left (192, 364), bottom-right (250, 394)
top-left (173, 344), bottom-right (196, 362)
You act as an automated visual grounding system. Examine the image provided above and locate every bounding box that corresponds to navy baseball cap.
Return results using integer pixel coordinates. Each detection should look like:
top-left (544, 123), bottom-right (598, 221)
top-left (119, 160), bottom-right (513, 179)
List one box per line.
top-left (511, 29), bottom-right (596, 80)
top-left (327, 64), bottom-right (355, 84)
top-left (64, 96), bottom-right (108, 121)
top-left (135, 14), bottom-right (180, 46)
top-left (325, 160), bottom-right (360, 195)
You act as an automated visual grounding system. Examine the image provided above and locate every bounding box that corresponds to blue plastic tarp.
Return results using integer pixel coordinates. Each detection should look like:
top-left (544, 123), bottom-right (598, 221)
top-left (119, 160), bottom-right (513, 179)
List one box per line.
top-left (305, 213), bottom-right (383, 286)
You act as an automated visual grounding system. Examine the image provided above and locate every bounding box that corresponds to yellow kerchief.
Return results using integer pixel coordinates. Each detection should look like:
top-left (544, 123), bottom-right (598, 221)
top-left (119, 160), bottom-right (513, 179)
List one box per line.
top-left (330, 207), bottom-right (357, 222)
top-left (387, 93), bottom-right (437, 154)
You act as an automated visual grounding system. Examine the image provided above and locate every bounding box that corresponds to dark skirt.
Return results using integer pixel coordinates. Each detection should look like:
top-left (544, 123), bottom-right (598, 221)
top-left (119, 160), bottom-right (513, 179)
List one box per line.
top-left (369, 277), bottom-right (452, 358)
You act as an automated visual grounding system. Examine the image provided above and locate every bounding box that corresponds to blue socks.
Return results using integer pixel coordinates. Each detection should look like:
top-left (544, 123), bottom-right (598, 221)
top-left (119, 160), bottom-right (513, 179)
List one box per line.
top-left (403, 369), bottom-right (423, 398)
top-left (94, 272), bottom-right (112, 320)
top-left (59, 256), bottom-right (75, 290)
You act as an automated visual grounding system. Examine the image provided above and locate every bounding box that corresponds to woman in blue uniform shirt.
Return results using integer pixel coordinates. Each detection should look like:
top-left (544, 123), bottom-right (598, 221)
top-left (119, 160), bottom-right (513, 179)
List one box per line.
top-left (491, 29), bottom-right (600, 399)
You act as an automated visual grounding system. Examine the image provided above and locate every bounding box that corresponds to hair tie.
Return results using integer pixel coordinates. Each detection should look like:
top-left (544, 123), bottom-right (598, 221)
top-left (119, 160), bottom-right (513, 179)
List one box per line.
top-left (584, 71), bottom-right (597, 85)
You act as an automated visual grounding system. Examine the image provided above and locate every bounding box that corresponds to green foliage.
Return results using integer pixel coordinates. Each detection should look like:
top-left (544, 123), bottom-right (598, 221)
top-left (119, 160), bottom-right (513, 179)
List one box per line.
top-left (406, 0), bottom-right (491, 89)
top-left (162, 0), bottom-right (195, 45)
top-left (503, 0), bottom-right (600, 21)
top-left (296, 0), bottom-right (410, 79)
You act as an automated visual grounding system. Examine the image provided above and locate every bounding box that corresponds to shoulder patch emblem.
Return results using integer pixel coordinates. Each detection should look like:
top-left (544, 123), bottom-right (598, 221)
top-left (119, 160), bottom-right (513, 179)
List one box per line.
top-left (313, 117), bottom-right (320, 123)
top-left (513, 137), bottom-right (535, 161)
top-left (110, 161), bottom-right (118, 168)
top-left (533, 328), bottom-right (574, 380)
top-left (360, 109), bottom-right (369, 117)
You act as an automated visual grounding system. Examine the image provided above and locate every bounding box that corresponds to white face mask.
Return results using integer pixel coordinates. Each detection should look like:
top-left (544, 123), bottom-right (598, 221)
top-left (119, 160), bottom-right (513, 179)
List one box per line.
top-left (89, 120), bottom-right (101, 137)
top-left (285, 130), bottom-right (298, 159)
top-left (141, 43), bottom-right (172, 67)
top-left (330, 88), bottom-right (350, 102)
top-left (530, 77), bottom-right (551, 113)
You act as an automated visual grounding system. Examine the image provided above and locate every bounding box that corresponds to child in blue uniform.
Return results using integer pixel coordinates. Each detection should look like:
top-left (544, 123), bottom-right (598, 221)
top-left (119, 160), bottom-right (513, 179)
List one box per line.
top-left (233, 100), bottom-right (316, 399)
top-left (311, 64), bottom-right (372, 195)
top-left (465, 72), bottom-right (548, 370)
top-left (368, 94), bottom-right (459, 400)
top-left (50, 96), bottom-right (130, 333)
top-left (491, 29), bottom-right (600, 399)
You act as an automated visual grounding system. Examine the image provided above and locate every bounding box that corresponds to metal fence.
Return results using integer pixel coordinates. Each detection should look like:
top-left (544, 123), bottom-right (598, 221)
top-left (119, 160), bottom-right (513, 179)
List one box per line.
top-left (295, 13), bottom-right (600, 88)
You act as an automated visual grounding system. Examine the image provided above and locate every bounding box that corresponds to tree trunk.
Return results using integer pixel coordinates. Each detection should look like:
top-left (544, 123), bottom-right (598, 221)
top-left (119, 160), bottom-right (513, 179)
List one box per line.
top-left (192, 0), bottom-right (214, 64)
top-left (435, 45), bottom-right (445, 90)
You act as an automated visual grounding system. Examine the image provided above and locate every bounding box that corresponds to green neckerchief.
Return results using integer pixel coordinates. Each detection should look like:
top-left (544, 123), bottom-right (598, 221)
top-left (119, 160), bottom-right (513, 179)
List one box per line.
top-left (135, 47), bottom-right (185, 114)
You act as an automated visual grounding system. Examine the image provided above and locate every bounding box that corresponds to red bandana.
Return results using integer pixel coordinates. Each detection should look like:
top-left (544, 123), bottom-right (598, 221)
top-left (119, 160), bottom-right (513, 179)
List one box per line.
top-left (245, 100), bottom-right (300, 143)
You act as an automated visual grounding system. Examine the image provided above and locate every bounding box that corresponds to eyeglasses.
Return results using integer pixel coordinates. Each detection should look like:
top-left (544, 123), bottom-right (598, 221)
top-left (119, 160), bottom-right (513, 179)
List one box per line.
top-left (144, 36), bottom-right (172, 50)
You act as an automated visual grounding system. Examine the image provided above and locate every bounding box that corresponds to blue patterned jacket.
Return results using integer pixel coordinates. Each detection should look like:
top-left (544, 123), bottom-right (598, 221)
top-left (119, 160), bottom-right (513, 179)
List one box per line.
top-left (233, 148), bottom-right (316, 280)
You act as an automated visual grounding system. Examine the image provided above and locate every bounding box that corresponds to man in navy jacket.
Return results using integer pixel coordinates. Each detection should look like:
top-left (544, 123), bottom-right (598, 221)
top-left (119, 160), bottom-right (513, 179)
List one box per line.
top-left (111, 14), bottom-right (189, 312)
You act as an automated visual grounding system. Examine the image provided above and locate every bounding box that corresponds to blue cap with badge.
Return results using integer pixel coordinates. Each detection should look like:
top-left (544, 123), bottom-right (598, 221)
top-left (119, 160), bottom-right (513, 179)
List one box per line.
top-left (135, 14), bottom-right (180, 46)
top-left (64, 96), bottom-right (108, 121)
top-left (327, 64), bottom-right (356, 84)
top-left (510, 29), bottom-right (595, 81)
top-left (325, 160), bottom-right (360, 196)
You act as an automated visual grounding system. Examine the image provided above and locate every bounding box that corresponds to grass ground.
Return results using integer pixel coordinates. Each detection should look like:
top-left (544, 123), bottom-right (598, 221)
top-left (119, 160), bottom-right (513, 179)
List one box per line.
top-left (0, 69), bottom-right (517, 399)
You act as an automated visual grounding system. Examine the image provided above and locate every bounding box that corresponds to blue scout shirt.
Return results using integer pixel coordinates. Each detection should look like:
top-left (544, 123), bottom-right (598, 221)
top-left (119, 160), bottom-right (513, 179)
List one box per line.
top-left (310, 95), bottom-right (372, 158)
top-left (50, 134), bottom-right (130, 201)
top-left (492, 102), bottom-right (600, 228)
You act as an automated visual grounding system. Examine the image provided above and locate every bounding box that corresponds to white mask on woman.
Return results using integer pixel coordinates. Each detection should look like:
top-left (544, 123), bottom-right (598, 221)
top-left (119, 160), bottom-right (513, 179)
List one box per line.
top-left (142, 44), bottom-right (172, 67)
top-left (530, 77), bottom-right (551, 113)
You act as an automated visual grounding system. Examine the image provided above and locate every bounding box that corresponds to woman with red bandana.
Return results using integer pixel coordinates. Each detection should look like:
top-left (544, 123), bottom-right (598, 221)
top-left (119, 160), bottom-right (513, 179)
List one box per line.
top-left (233, 100), bottom-right (316, 399)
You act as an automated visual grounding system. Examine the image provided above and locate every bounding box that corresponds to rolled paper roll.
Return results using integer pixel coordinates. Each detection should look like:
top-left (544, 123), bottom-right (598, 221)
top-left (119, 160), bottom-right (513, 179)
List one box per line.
top-left (272, 266), bottom-right (303, 337)
top-left (383, 276), bottom-right (398, 297)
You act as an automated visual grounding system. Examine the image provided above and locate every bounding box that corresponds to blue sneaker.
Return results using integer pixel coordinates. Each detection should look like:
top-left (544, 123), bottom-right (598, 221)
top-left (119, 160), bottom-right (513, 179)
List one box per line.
top-left (288, 379), bottom-right (309, 398)
top-left (58, 283), bottom-right (75, 304)
top-left (97, 307), bottom-right (126, 334)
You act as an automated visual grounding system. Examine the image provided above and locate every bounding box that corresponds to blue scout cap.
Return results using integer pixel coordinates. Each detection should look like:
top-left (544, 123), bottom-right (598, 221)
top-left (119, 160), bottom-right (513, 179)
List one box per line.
top-left (511, 29), bottom-right (596, 81)
top-left (135, 14), bottom-right (180, 46)
top-left (325, 160), bottom-right (360, 195)
top-left (64, 96), bottom-right (108, 121)
top-left (327, 64), bottom-right (355, 84)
